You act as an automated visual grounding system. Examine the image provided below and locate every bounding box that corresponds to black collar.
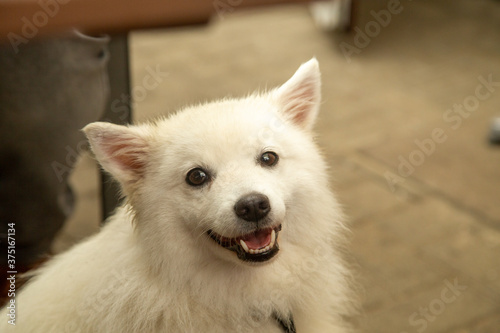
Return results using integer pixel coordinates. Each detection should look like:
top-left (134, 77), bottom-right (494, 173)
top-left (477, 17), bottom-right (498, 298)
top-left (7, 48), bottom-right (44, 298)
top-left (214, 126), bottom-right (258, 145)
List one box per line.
top-left (273, 313), bottom-right (296, 333)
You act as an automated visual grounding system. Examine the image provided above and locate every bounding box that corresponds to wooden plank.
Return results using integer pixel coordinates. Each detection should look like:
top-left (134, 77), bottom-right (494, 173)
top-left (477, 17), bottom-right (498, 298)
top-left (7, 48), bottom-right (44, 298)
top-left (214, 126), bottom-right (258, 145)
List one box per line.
top-left (0, 0), bottom-right (213, 42)
top-left (0, 0), bottom-right (317, 42)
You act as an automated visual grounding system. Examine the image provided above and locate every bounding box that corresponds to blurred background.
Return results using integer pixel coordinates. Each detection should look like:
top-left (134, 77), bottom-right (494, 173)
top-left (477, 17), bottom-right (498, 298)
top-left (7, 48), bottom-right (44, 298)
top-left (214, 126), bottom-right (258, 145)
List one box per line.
top-left (2, 0), bottom-right (500, 331)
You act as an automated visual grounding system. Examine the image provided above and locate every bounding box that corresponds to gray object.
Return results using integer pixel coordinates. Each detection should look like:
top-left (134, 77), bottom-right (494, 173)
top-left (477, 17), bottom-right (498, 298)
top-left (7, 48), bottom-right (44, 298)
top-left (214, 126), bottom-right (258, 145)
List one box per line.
top-left (0, 32), bottom-right (110, 267)
top-left (489, 118), bottom-right (500, 145)
top-left (310, 0), bottom-right (353, 31)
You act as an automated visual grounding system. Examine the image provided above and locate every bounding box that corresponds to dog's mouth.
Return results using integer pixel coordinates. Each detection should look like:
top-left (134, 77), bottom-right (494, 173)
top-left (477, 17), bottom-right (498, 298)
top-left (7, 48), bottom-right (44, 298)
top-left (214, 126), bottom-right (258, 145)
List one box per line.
top-left (207, 225), bottom-right (281, 263)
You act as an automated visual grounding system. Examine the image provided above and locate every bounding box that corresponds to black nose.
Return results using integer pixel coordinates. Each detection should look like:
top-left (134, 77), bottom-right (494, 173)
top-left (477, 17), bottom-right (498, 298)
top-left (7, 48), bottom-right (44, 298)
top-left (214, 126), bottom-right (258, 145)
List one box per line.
top-left (234, 192), bottom-right (271, 222)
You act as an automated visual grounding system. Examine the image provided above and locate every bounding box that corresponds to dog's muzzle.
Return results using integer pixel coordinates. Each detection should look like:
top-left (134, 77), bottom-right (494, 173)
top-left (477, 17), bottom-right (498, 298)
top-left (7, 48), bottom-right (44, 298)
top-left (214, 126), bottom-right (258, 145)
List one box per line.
top-left (207, 225), bottom-right (281, 262)
top-left (207, 192), bottom-right (281, 262)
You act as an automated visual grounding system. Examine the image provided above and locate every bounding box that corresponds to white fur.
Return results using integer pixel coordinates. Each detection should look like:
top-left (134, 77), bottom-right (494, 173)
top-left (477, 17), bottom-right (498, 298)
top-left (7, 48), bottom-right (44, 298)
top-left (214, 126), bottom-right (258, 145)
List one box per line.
top-left (0, 59), bottom-right (355, 332)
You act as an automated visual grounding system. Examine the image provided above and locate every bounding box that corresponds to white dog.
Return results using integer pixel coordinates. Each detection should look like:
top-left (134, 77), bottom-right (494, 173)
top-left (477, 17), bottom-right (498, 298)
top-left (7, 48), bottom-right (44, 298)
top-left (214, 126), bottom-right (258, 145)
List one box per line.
top-left (1, 59), bottom-right (355, 332)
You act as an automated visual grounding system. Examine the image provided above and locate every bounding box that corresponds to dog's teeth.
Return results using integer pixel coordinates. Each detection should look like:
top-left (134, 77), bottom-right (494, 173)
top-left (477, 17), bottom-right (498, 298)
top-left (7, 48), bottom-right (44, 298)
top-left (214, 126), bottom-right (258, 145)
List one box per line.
top-left (240, 239), bottom-right (250, 253)
top-left (270, 229), bottom-right (276, 247)
top-left (254, 244), bottom-right (271, 254)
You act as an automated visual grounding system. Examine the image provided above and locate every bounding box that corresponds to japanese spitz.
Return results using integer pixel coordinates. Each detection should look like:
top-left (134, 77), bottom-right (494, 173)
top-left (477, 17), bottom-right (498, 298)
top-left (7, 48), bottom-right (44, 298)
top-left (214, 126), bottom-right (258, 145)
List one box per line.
top-left (1, 59), bottom-right (355, 332)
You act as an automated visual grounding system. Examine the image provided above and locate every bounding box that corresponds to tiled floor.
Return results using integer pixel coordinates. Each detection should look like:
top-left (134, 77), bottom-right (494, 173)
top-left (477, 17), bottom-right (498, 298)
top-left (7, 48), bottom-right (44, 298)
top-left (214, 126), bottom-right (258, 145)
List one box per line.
top-left (56, 1), bottom-right (500, 331)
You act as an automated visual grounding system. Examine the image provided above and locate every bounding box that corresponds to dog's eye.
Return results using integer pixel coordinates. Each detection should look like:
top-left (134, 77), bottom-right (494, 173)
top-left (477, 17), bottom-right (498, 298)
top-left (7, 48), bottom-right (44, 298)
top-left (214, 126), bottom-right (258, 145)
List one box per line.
top-left (260, 152), bottom-right (279, 167)
top-left (186, 168), bottom-right (209, 186)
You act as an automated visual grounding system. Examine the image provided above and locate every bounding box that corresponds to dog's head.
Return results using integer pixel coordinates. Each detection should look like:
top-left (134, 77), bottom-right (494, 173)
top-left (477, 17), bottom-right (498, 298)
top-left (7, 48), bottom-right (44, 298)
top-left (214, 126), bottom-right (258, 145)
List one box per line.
top-left (84, 59), bottom-right (326, 266)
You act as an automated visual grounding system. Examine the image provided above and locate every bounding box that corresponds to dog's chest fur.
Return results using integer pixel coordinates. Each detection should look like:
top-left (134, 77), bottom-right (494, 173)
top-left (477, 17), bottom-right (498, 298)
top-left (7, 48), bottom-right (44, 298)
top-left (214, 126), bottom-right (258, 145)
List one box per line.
top-left (17, 210), bottom-right (295, 332)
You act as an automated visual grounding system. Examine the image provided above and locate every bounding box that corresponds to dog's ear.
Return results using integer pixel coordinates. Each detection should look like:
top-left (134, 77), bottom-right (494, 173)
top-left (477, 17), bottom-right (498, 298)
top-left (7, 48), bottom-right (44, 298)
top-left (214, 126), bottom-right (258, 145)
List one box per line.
top-left (83, 122), bottom-right (150, 192)
top-left (272, 58), bottom-right (321, 131)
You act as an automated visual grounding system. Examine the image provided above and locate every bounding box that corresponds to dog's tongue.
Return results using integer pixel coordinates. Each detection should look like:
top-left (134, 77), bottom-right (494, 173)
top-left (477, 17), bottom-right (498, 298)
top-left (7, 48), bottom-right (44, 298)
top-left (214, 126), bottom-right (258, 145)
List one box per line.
top-left (240, 229), bottom-right (272, 250)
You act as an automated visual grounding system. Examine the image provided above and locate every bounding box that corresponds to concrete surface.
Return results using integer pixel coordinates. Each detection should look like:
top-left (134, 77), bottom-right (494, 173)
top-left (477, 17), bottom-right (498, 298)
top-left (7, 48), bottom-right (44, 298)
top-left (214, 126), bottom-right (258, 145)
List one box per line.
top-left (54, 0), bottom-right (500, 331)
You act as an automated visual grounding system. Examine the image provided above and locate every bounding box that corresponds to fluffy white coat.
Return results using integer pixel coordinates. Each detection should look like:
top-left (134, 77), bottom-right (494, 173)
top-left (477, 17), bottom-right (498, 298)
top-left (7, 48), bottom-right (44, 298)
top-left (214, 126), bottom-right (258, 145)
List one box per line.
top-left (0, 59), bottom-right (355, 332)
